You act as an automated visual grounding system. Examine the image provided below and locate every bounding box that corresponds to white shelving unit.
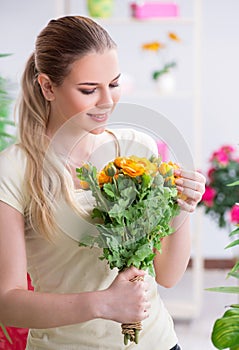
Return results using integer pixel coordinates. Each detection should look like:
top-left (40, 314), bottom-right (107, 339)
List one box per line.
top-left (57, 0), bottom-right (204, 320)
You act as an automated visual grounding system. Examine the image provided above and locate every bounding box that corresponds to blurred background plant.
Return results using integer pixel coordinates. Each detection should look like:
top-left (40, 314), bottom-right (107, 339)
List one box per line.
top-left (0, 53), bottom-right (16, 151)
top-left (199, 144), bottom-right (239, 229)
top-left (0, 52), bottom-right (16, 347)
top-left (141, 32), bottom-right (181, 81)
top-left (206, 180), bottom-right (239, 349)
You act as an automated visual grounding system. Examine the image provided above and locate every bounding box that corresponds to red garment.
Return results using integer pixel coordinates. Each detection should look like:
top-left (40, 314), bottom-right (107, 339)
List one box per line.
top-left (0, 275), bottom-right (33, 350)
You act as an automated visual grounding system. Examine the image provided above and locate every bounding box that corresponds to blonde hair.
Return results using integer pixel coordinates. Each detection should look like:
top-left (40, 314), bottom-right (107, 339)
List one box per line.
top-left (18, 16), bottom-right (116, 239)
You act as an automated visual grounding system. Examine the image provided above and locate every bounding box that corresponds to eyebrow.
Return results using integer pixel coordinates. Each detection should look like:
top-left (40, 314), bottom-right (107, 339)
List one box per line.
top-left (77, 73), bottom-right (121, 86)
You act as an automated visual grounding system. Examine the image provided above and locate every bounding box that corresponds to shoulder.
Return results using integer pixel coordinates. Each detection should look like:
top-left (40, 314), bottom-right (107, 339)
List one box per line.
top-left (0, 144), bottom-right (28, 214)
top-left (0, 143), bottom-right (27, 168)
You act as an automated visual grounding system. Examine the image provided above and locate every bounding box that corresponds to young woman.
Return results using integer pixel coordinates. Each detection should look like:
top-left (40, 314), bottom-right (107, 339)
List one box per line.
top-left (0, 16), bottom-right (205, 350)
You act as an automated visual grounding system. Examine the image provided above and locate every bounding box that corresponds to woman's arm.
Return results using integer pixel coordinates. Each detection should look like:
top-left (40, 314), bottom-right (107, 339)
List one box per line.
top-left (153, 213), bottom-right (191, 288)
top-left (0, 201), bottom-right (150, 328)
top-left (154, 168), bottom-right (205, 288)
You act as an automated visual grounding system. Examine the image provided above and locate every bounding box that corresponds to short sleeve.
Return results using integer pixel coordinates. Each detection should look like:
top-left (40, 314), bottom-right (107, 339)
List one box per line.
top-left (0, 145), bottom-right (27, 214)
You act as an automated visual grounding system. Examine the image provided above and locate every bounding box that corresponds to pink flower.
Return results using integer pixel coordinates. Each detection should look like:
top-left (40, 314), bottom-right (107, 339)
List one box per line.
top-left (210, 145), bottom-right (236, 166)
top-left (207, 167), bottom-right (215, 180)
top-left (230, 204), bottom-right (239, 224)
top-left (202, 186), bottom-right (217, 207)
top-left (221, 145), bottom-right (235, 154)
top-left (210, 149), bottom-right (229, 166)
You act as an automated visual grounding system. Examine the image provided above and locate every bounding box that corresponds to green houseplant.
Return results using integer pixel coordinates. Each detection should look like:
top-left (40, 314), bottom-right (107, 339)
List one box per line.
top-left (0, 53), bottom-right (16, 151)
top-left (0, 53), bottom-right (15, 345)
top-left (199, 145), bottom-right (239, 229)
top-left (206, 180), bottom-right (239, 350)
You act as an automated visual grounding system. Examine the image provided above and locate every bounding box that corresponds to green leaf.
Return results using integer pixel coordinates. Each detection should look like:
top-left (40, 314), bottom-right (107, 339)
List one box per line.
top-left (102, 183), bottom-right (115, 199)
top-left (206, 286), bottom-right (239, 294)
top-left (0, 53), bottom-right (12, 58)
top-left (230, 261), bottom-right (239, 275)
top-left (212, 313), bottom-right (239, 349)
top-left (228, 271), bottom-right (239, 280)
top-left (227, 181), bottom-right (239, 187)
top-left (225, 239), bottom-right (239, 249)
top-left (0, 323), bottom-right (12, 344)
top-left (230, 227), bottom-right (239, 237)
top-left (135, 243), bottom-right (152, 260)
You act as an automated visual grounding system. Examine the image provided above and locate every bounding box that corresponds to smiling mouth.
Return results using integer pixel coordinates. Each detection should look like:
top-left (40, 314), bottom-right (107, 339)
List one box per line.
top-left (87, 113), bottom-right (109, 121)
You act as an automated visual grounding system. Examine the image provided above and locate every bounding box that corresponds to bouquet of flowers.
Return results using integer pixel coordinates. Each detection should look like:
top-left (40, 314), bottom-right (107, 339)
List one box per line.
top-left (76, 155), bottom-right (181, 345)
top-left (200, 145), bottom-right (239, 228)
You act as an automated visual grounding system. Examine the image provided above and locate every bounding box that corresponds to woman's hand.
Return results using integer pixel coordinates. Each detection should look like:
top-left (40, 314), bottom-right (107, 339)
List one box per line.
top-left (102, 267), bottom-right (150, 324)
top-left (174, 169), bottom-right (206, 213)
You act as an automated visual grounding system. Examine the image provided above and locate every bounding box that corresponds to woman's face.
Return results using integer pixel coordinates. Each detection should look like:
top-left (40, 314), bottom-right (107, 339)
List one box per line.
top-left (47, 49), bottom-right (121, 135)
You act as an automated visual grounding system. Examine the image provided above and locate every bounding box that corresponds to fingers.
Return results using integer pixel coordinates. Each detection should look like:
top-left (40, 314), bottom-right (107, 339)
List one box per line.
top-left (107, 268), bottom-right (151, 323)
top-left (175, 169), bottom-right (206, 213)
top-left (119, 266), bottom-right (146, 281)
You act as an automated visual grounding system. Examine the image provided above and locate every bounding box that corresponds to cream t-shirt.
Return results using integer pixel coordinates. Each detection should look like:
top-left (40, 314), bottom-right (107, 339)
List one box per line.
top-left (0, 129), bottom-right (178, 350)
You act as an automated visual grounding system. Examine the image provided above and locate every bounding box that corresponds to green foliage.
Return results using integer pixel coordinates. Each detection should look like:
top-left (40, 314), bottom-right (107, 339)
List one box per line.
top-left (0, 53), bottom-right (16, 151)
top-left (76, 157), bottom-right (179, 276)
top-left (0, 322), bottom-right (12, 344)
top-left (199, 145), bottom-right (239, 228)
top-left (206, 181), bottom-right (239, 349)
top-left (0, 54), bottom-right (15, 343)
top-left (152, 62), bottom-right (176, 80)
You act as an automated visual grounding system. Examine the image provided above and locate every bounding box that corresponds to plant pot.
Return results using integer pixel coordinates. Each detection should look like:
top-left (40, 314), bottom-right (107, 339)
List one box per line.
top-left (155, 72), bottom-right (176, 95)
top-left (87, 0), bottom-right (114, 18)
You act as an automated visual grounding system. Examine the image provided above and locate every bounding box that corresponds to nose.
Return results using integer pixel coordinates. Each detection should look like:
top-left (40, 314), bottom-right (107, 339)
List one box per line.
top-left (96, 88), bottom-right (114, 109)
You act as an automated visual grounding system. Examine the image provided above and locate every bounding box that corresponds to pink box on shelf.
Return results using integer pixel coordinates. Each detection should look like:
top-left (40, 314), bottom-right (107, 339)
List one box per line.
top-left (130, 2), bottom-right (179, 19)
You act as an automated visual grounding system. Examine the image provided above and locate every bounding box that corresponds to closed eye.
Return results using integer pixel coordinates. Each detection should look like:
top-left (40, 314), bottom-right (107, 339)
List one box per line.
top-left (109, 82), bottom-right (120, 88)
top-left (79, 88), bottom-right (96, 95)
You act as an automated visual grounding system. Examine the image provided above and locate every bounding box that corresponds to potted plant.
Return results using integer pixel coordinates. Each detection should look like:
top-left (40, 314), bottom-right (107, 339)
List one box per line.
top-left (0, 53), bottom-right (16, 151)
top-left (141, 32), bottom-right (181, 94)
top-left (199, 145), bottom-right (239, 229)
top-left (206, 191), bottom-right (239, 349)
top-left (0, 53), bottom-right (16, 348)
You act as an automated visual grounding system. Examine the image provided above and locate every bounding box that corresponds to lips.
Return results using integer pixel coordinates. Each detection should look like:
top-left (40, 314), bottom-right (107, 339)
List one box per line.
top-left (87, 113), bottom-right (109, 123)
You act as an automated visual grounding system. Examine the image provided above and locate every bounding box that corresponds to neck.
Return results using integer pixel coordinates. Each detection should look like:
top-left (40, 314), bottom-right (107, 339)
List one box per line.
top-left (47, 119), bottom-right (99, 167)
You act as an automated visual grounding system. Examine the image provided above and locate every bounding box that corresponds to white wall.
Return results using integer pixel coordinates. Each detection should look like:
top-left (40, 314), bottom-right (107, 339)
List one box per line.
top-left (1, 0), bottom-right (239, 259)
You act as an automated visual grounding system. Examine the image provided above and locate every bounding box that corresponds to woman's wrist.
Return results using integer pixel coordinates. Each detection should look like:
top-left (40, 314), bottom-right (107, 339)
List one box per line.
top-left (83, 290), bottom-right (108, 321)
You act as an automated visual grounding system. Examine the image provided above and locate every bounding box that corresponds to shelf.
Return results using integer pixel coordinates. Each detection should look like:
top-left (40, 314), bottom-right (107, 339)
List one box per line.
top-left (96, 17), bottom-right (195, 25)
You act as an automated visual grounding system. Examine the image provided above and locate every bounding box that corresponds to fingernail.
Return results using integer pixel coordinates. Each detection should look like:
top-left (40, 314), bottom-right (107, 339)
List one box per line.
top-left (175, 178), bottom-right (183, 185)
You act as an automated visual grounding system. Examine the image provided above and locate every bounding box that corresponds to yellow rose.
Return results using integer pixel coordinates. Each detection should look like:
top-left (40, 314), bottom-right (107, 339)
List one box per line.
top-left (129, 156), bottom-right (158, 176)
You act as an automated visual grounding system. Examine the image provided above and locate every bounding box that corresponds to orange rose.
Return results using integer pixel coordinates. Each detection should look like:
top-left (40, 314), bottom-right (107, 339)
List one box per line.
top-left (98, 170), bottom-right (112, 186)
top-left (114, 157), bottom-right (145, 178)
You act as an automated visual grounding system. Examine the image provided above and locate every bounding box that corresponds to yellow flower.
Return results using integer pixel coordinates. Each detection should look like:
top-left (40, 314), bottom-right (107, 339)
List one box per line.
top-left (160, 161), bottom-right (187, 200)
top-left (114, 157), bottom-right (145, 177)
top-left (79, 180), bottom-right (90, 190)
top-left (141, 41), bottom-right (165, 52)
top-left (129, 156), bottom-right (158, 176)
top-left (159, 161), bottom-right (179, 185)
top-left (98, 169), bottom-right (112, 186)
top-left (168, 32), bottom-right (181, 42)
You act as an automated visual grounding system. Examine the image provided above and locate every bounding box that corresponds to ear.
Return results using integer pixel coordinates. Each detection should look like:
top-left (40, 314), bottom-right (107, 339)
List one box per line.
top-left (37, 73), bottom-right (55, 101)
